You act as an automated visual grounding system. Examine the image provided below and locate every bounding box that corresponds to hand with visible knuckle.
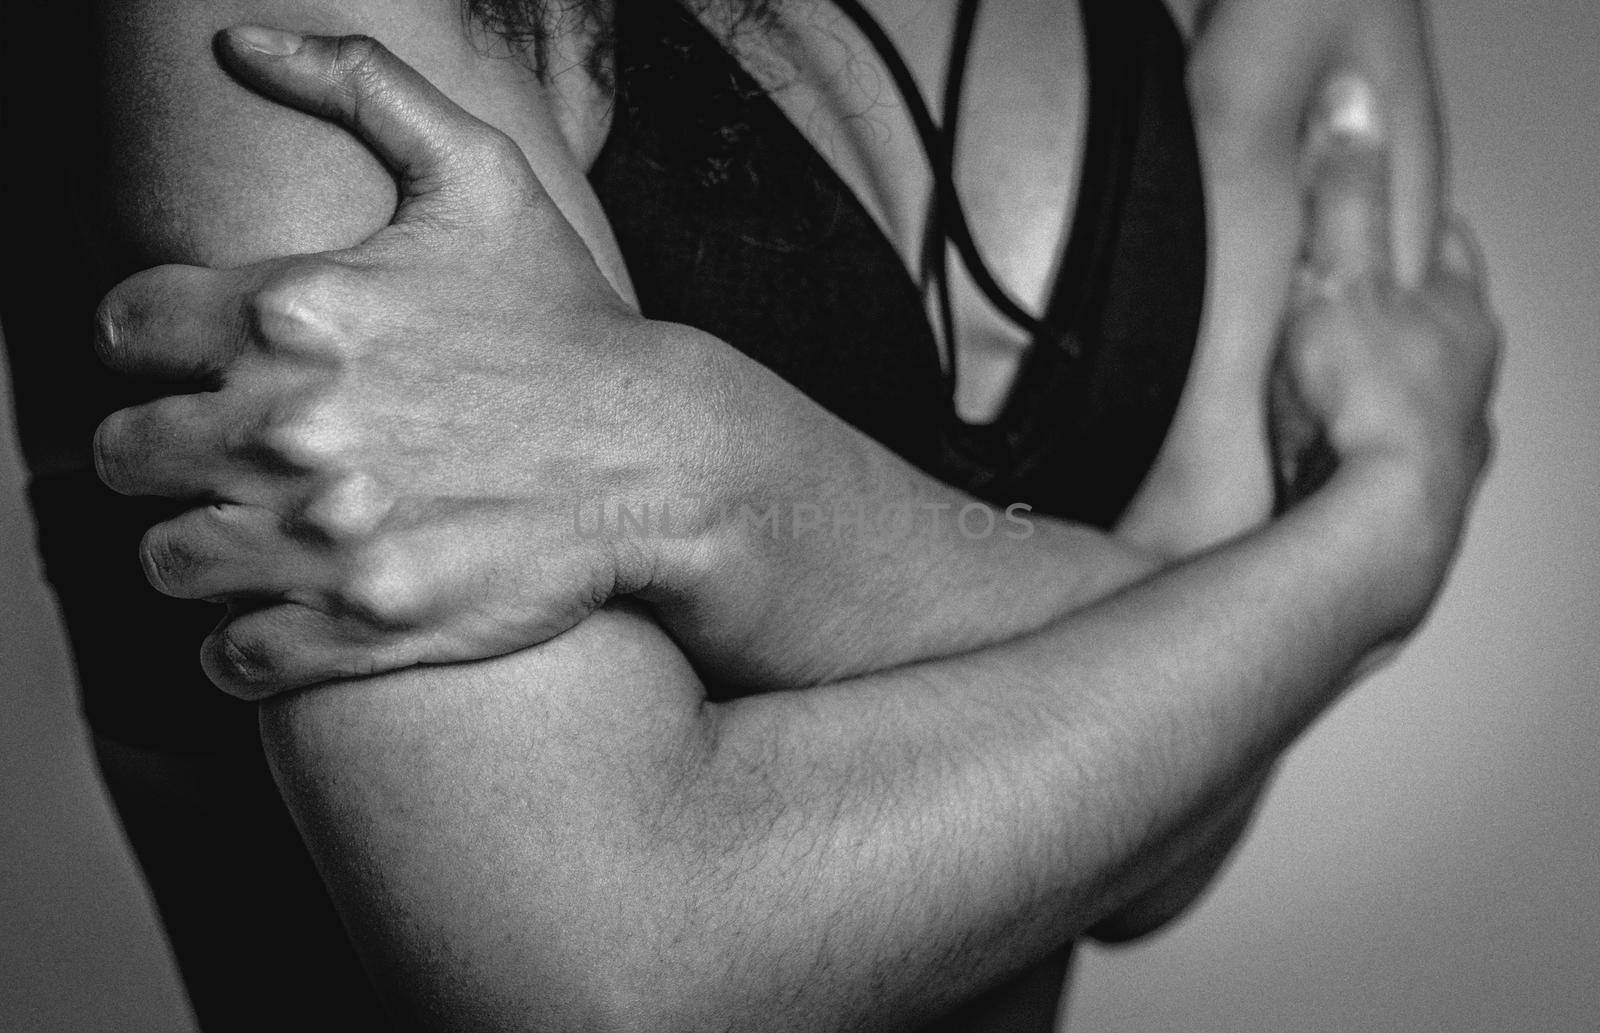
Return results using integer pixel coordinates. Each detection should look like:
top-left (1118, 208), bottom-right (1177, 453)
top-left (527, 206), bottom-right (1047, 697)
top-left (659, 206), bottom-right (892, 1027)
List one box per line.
top-left (1271, 84), bottom-right (1501, 596)
top-left (93, 28), bottom-right (707, 696)
top-left (335, 541), bottom-right (423, 631)
top-left (249, 264), bottom-right (357, 360)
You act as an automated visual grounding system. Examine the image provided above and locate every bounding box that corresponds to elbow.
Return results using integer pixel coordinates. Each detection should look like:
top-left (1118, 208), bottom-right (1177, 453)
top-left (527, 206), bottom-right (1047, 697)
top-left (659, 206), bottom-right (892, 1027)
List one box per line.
top-left (1083, 902), bottom-right (1196, 945)
top-left (565, 973), bottom-right (723, 1033)
top-left (359, 873), bottom-right (732, 1033)
top-left (545, 828), bottom-right (788, 1032)
top-left (519, 911), bottom-right (754, 1033)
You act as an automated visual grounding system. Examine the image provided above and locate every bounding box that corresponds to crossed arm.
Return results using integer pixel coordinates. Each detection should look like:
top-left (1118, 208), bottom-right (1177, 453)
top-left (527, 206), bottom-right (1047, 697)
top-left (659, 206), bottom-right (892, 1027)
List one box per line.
top-left (86, 0), bottom-right (1486, 1029)
top-left (264, 495), bottom-right (1425, 1031)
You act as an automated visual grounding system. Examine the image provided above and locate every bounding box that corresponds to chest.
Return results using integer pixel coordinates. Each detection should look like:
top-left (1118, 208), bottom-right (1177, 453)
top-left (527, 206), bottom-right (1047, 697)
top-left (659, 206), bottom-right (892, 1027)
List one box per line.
top-left (699, 0), bottom-right (1204, 420)
top-left (590, 0), bottom-right (1209, 527)
top-left (703, 0), bottom-right (1090, 418)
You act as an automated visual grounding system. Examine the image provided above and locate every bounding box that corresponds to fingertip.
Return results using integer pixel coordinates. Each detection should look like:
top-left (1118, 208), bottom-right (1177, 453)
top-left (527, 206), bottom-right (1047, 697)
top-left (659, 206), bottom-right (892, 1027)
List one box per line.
top-left (1299, 76), bottom-right (1398, 287)
top-left (211, 26), bottom-right (476, 208)
top-left (203, 605), bottom-right (394, 699)
top-left (212, 27), bottom-right (300, 97)
top-left (202, 612), bottom-right (285, 701)
top-left (1436, 213), bottom-right (1489, 285)
top-left (1304, 76), bottom-right (1389, 190)
top-left (93, 291), bottom-right (122, 369)
top-left (219, 25), bottom-right (304, 59)
top-left (1317, 73), bottom-right (1388, 148)
top-left (91, 413), bottom-right (126, 495)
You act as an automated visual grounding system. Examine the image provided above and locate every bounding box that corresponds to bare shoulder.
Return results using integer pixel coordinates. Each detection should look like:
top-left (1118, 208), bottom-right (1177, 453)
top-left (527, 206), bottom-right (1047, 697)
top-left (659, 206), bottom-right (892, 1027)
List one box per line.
top-left (92, 0), bottom-right (629, 291)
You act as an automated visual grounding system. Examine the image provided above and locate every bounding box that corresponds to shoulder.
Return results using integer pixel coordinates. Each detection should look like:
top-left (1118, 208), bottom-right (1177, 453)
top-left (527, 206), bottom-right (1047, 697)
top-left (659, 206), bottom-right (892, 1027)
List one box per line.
top-left (90, 0), bottom-right (631, 294)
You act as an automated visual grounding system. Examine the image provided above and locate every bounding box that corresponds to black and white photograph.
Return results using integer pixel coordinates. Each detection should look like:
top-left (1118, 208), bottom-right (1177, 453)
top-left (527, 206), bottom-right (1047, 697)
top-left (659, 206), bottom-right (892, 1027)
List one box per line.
top-left (2, 0), bottom-right (1595, 1030)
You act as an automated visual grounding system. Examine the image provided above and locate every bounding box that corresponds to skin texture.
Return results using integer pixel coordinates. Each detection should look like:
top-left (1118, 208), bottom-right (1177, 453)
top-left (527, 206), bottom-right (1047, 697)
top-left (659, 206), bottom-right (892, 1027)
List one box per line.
top-left (78, 0), bottom-right (1493, 1029)
top-left (93, 0), bottom-right (1458, 698)
top-left (96, 0), bottom-right (1175, 702)
top-left (1123, 0), bottom-right (1448, 552)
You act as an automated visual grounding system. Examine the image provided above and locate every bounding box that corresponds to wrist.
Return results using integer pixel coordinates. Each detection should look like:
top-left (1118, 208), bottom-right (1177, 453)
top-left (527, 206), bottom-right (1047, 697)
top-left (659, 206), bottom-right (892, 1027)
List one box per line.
top-left (598, 319), bottom-right (745, 601)
top-left (1314, 453), bottom-right (1471, 629)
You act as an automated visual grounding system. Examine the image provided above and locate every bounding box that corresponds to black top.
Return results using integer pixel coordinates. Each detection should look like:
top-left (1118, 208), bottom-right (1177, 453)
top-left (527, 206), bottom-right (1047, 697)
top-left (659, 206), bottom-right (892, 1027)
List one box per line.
top-left (12, 0), bottom-right (1207, 750)
top-left (591, 0), bottom-right (1206, 528)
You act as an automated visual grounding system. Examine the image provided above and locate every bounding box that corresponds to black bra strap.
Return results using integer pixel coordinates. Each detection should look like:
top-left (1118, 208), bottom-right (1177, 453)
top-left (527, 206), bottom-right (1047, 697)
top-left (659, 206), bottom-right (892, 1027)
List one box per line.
top-left (829, 0), bottom-right (1144, 361)
top-left (1041, 1), bottom-right (1143, 341)
top-left (829, 0), bottom-right (1056, 341)
top-left (922, 0), bottom-right (981, 369)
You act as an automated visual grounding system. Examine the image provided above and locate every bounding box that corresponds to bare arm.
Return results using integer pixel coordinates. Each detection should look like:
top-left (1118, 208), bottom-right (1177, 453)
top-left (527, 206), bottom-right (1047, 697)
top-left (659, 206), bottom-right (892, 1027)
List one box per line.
top-left (90, 0), bottom-right (1458, 703)
top-left (87, 0), bottom-right (1193, 711)
top-left (258, 193), bottom-right (1494, 1014)
top-left (1093, 0), bottom-right (1452, 935)
top-left (84, 3), bottom-right (1258, 948)
top-left (88, 5), bottom-right (1494, 1028)
top-left (86, 0), bottom-right (1250, 949)
top-left (263, 463), bottom-right (1444, 1031)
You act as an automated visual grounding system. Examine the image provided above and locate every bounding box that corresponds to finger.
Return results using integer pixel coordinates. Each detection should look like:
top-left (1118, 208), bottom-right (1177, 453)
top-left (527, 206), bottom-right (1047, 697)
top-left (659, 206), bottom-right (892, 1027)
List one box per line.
top-left (214, 27), bottom-right (543, 224)
top-left (1354, 4), bottom-right (1446, 287)
top-left (97, 264), bottom-right (249, 381)
top-left (203, 602), bottom-right (427, 699)
top-left (95, 394), bottom-right (232, 499)
top-left (140, 504), bottom-right (325, 602)
top-left (1426, 214), bottom-right (1502, 360)
top-left (1432, 212), bottom-right (1490, 292)
top-left (1301, 74), bottom-right (1395, 291)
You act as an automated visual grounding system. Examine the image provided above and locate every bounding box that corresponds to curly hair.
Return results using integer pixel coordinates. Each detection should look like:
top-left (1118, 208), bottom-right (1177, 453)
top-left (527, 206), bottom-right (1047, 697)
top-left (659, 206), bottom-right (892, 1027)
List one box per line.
top-left (459, 0), bottom-right (608, 83)
top-left (461, 1), bottom-right (777, 89)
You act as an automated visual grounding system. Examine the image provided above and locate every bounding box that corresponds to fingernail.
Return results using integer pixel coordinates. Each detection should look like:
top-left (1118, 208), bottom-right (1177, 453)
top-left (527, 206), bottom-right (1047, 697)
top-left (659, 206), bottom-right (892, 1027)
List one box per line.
top-left (1316, 74), bottom-right (1386, 145)
top-left (229, 25), bottom-right (304, 56)
top-left (1438, 216), bottom-right (1485, 280)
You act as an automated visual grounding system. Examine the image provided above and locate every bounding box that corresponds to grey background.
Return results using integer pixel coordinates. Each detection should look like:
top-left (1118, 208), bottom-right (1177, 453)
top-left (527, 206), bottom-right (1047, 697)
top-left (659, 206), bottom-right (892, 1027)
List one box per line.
top-left (2, 0), bottom-right (1596, 1029)
top-left (1071, 1), bottom-right (1600, 1030)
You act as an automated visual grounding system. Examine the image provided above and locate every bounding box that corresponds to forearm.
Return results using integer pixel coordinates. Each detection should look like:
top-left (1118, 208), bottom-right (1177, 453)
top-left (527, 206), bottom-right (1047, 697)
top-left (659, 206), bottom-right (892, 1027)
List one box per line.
top-left (99, 1), bottom-right (1171, 703)
top-left (645, 328), bottom-right (1167, 691)
top-left (263, 462), bottom-right (1437, 1032)
top-left (1085, 767), bottom-right (1269, 943)
top-left (1098, 0), bottom-right (1457, 934)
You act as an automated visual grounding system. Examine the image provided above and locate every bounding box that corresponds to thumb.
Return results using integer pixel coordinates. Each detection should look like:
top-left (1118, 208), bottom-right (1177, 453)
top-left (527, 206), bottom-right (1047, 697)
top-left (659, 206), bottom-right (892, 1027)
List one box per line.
top-left (215, 26), bottom-right (535, 223)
